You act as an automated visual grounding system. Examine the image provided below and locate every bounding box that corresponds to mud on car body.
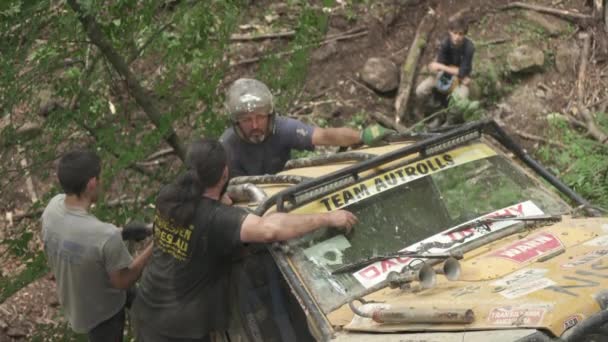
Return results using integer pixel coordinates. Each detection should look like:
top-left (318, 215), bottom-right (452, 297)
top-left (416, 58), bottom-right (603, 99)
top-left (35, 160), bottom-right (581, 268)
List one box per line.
top-left (227, 119), bottom-right (608, 342)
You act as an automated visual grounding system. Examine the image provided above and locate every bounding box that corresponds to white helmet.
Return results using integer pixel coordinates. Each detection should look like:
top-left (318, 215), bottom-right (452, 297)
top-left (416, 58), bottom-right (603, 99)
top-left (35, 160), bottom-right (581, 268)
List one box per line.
top-left (225, 78), bottom-right (276, 142)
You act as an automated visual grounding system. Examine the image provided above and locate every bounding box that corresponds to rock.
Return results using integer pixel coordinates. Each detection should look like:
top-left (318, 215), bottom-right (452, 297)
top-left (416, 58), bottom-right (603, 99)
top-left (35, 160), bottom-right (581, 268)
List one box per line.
top-left (269, 3), bottom-right (289, 15)
top-left (555, 42), bottom-right (580, 76)
top-left (523, 11), bottom-right (571, 36)
top-left (15, 122), bottom-right (42, 141)
top-left (546, 113), bottom-right (569, 123)
top-left (507, 45), bottom-right (544, 73)
top-left (0, 319), bottom-right (7, 330)
top-left (311, 41), bottom-right (338, 62)
top-left (6, 327), bottom-right (26, 338)
top-left (360, 57), bottom-right (399, 93)
top-left (505, 83), bottom-right (547, 118)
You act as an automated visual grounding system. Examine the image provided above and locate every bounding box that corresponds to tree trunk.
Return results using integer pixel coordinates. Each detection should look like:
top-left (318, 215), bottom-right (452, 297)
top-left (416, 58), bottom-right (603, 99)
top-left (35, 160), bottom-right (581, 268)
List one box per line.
top-left (394, 10), bottom-right (437, 124)
top-left (66, 0), bottom-right (187, 160)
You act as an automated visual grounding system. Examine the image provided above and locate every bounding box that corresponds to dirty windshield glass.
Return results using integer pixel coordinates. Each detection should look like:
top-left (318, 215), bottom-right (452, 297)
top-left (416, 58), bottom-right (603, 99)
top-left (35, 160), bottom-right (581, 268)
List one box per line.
top-left (286, 143), bottom-right (570, 313)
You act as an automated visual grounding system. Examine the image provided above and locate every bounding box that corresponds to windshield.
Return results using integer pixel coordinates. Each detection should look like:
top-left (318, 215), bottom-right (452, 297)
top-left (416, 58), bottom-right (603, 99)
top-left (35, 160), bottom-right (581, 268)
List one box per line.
top-left (285, 143), bottom-right (570, 313)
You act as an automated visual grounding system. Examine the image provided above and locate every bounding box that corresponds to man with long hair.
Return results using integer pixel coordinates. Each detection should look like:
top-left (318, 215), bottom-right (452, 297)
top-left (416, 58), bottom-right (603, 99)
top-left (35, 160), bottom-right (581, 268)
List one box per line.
top-left (133, 138), bottom-right (357, 341)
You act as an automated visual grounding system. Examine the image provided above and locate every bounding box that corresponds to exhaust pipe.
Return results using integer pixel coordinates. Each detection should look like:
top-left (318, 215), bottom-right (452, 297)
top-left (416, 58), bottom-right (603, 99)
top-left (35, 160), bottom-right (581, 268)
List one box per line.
top-left (435, 257), bottom-right (461, 281)
top-left (349, 299), bottom-right (475, 324)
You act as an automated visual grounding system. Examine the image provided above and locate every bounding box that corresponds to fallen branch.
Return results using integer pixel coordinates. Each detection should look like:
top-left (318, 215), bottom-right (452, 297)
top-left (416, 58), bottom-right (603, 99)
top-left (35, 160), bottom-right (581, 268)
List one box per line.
top-left (576, 32), bottom-right (608, 143)
top-left (394, 9), bottom-right (437, 124)
top-left (368, 112), bottom-right (408, 133)
top-left (477, 37), bottom-right (512, 47)
top-left (230, 31), bottom-right (295, 41)
top-left (346, 77), bottom-right (377, 97)
top-left (230, 29), bottom-right (368, 67)
top-left (577, 32), bottom-right (590, 101)
top-left (144, 147), bottom-right (175, 162)
top-left (515, 131), bottom-right (566, 148)
top-left (289, 99), bottom-right (338, 116)
top-left (502, 2), bottom-right (594, 26)
top-left (580, 107), bottom-right (608, 143)
top-left (17, 147), bottom-right (38, 204)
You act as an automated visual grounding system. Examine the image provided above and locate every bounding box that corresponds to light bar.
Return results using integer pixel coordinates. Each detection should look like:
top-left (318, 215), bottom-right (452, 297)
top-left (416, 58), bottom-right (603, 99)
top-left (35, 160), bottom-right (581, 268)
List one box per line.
top-left (424, 130), bottom-right (481, 155)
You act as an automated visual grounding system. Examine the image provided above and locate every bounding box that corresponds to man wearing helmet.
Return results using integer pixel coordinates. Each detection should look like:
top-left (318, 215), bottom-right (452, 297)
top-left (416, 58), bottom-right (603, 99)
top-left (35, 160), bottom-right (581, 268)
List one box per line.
top-left (220, 78), bottom-right (393, 177)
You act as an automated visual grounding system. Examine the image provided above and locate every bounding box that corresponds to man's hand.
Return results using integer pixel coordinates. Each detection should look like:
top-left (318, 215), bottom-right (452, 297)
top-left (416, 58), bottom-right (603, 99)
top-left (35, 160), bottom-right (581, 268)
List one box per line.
top-left (326, 210), bottom-right (358, 234)
top-left (360, 124), bottom-right (395, 146)
top-left (122, 221), bottom-right (152, 241)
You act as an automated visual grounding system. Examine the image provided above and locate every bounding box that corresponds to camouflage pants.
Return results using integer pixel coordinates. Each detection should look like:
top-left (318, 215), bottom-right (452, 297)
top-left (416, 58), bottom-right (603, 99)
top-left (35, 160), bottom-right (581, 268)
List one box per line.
top-left (415, 75), bottom-right (470, 101)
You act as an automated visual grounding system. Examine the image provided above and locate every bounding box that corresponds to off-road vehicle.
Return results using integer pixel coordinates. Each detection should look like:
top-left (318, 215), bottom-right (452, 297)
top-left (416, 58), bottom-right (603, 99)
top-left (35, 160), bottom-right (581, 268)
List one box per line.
top-left (227, 119), bottom-right (608, 342)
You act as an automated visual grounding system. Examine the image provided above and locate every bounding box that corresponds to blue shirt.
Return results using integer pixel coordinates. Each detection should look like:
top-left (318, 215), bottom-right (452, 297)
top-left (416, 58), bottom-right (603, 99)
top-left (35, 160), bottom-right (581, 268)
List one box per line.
top-left (220, 116), bottom-right (315, 176)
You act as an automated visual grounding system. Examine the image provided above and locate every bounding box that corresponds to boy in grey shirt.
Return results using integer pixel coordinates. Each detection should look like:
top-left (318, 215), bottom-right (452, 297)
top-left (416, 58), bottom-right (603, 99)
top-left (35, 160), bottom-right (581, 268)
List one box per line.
top-left (42, 150), bottom-right (153, 341)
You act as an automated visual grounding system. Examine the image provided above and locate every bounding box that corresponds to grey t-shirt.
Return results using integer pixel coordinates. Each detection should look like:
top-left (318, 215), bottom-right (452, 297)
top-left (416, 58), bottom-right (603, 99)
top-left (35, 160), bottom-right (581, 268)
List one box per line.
top-left (41, 194), bottom-right (133, 333)
top-left (220, 116), bottom-right (315, 176)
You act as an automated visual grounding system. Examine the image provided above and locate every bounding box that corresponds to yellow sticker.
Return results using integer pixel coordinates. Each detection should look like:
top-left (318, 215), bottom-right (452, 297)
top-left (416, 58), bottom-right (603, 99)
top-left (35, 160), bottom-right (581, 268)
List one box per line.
top-left (294, 143), bottom-right (496, 213)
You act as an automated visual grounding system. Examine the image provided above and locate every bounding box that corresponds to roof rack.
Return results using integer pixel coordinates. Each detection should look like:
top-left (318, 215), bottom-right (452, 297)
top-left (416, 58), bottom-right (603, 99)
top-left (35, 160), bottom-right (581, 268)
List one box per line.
top-left (229, 174), bottom-right (310, 186)
top-left (254, 119), bottom-right (590, 216)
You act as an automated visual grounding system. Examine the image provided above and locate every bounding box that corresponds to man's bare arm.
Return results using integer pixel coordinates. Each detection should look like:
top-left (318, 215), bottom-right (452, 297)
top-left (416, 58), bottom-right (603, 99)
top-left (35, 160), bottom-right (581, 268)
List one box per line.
top-left (108, 242), bottom-right (154, 289)
top-left (311, 127), bottom-right (361, 147)
top-left (240, 210), bottom-right (358, 243)
top-left (429, 62), bottom-right (459, 76)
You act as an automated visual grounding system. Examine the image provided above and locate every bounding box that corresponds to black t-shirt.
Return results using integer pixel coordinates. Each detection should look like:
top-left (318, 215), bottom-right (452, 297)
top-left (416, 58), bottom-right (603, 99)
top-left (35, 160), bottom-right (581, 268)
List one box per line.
top-left (436, 36), bottom-right (475, 79)
top-left (133, 197), bottom-right (248, 338)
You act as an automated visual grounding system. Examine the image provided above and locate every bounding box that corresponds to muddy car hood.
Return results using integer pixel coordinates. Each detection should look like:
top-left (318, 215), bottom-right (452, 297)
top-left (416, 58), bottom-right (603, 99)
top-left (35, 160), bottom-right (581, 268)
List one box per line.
top-left (327, 216), bottom-right (608, 337)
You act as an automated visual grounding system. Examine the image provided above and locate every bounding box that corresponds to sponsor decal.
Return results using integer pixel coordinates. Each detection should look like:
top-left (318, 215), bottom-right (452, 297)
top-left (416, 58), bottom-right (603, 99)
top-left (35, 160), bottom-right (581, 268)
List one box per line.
top-left (561, 249), bottom-right (608, 268)
top-left (584, 235), bottom-right (608, 247)
top-left (492, 268), bottom-right (556, 299)
top-left (353, 201), bottom-right (544, 288)
top-left (563, 314), bottom-right (582, 330)
top-left (305, 143), bottom-right (497, 212)
top-left (490, 232), bottom-right (564, 263)
top-left (487, 304), bottom-right (551, 326)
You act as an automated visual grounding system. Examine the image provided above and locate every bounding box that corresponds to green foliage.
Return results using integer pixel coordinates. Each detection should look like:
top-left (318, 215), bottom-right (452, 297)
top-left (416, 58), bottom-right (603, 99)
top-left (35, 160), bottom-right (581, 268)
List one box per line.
top-left (538, 116), bottom-right (608, 209)
top-left (257, 2), bottom-right (331, 112)
top-left (0, 252), bottom-right (48, 303)
top-left (30, 322), bottom-right (87, 342)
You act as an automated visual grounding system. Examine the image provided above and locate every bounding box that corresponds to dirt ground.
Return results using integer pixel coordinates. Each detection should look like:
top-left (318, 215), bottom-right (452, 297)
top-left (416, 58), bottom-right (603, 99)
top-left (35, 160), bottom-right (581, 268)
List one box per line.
top-left (0, 0), bottom-right (602, 340)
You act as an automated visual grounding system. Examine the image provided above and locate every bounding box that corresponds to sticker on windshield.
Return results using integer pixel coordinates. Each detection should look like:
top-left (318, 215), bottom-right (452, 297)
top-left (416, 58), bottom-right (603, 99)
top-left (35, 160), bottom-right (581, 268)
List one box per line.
top-left (304, 143), bottom-right (497, 213)
top-left (490, 232), bottom-right (564, 263)
top-left (352, 200), bottom-right (545, 288)
top-left (303, 235), bottom-right (351, 267)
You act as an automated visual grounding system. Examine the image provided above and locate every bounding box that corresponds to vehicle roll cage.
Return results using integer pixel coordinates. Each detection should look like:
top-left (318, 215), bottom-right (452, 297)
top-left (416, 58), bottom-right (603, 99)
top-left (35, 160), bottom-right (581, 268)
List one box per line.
top-left (255, 119), bottom-right (589, 217)
top-left (251, 119), bottom-right (594, 341)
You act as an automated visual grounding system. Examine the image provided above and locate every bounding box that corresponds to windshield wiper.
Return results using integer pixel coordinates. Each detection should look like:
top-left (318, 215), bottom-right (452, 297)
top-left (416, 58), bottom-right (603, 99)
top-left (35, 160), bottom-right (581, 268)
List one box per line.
top-left (331, 250), bottom-right (463, 275)
top-left (446, 214), bottom-right (562, 234)
top-left (331, 214), bottom-right (561, 275)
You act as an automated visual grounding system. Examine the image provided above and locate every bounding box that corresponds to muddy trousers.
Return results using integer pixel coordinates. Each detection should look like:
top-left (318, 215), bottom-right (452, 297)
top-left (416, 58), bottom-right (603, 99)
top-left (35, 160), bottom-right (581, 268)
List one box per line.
top-left (415, 75), bottom-right (470, 101)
